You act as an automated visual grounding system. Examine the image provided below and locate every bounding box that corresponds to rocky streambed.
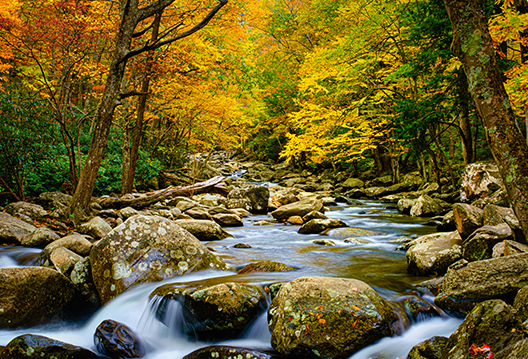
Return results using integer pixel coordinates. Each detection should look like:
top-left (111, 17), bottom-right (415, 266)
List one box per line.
top-left (0, 157), bottom-right (527, 358)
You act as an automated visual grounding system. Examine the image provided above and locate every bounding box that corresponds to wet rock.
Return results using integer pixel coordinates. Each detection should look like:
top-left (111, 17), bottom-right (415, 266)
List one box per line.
top-left (94, 319), bottom-right (145, 359)
top-left (2, 334), bottom-right (97, 359)
top-left (174, 219), bottom-right (232, 241)
top-left (492, 240), bottom-right (528, 258)
top-left (212, 213), bottom-right (244, 227)
top-left (286, 216), bottom-right (303, 225)
top-left (320, 227), bottom-right (383, 237)
top-left (298, 219), bottom-right (348, 234)
top-left (453, 203), bottom-right (483, 239)
top-left (407, 336), bottom-right (448, 359)
top-left (514, 285), bottom-right (528, 323)
top-left (227, 185), bottom-right (269, 214)
top-left (237, 260), bottom-right (296, 274)
top-left (70, 257), bottom-right (101, 308)
top-left (415, 277), bottom-right (444, 297)
top-left (0, 267), bottom-right (80, 328)
top-left (5, 201), bottom-right (48, 222)
top-left (344, 238), bottom-right (370, 244)
top-left (90, 215), bottom-right (227, 304)
top-left (494, 339), bottom-right (528, 359)
top-left (406, 231), bottom-right (462, 276)
top-left (153, 282), bottom-right (266, 338)
top-left (397, 199), bottom-right (416, 214)
top-left (36, 234), bottom-right (93, 266)
top-left (309, 239), bottom-right (336, 246)
top-left (436, 211), bottom-right (456, 232)
top-left (401, 296), bottom-right (441, 322)
top-left (183, 346), bottom-right (284, 359)
top-left (271, 198), bottom-right (323, 221)
top-left (78, 216), bottom-right (113, 239)
top-left (410, 195), bottom-right (450, 217)
top-left (21, 226), bottom-right (59, 247)
top-left (268, 276), bottom-right (398, 358)
top-left (442, 300), bottom-right (524, 358)
top-left (460, 162), bottom-right (503, 203)
top-left (233, 243), bottom-right (251, 248)
top-left (462, 224), bottom-right (513, 262)
top-left (302, 211), bottom-right (328, 221)
top-left (50, 246), bottom-right (83, 276)
top-left (482, 204), bottom-right (514, 226)
top-left (0, 212), bottom-right (37, 245)
top-left (271, 188), bottom-right (301, 206)
top-left (435, 254), bottom-right (528, 315)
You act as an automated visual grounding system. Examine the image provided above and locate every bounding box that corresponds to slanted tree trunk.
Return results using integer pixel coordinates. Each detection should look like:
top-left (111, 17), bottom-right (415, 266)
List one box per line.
top-left (444, 0), bottom-right (528, 239)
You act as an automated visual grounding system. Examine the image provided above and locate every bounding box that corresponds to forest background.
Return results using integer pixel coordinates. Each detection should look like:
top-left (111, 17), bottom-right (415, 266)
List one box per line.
top-left (0, 0), bottom-right (527, 212)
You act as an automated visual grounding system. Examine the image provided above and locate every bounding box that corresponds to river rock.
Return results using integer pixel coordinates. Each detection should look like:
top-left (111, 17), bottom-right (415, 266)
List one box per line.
top-left (406, 231), bottom-right (462, 276)
top-left (50, 246), bottom-right (83, 276)
top-left (436, 210), bottom-right (456, 232)
top-left (38, 191), bottom-right (72, 209)
top-left (237, 260), bottom-right (296, 274)
top-left (407, 336), bottom-right (448, 359)
top-left (435, 253), bottom-right (528, 315)
top-left (492, 240), bottom-right (528, 258)
top-left (453, 203), bottom-right (483, 239)
top-left (460, 162), bottom-right (503, 203)
top-left (442, 300), bottom-right (524, 358)
top-left (494, 339), bottom-right (528, 359)
top-left (90, 215), bottom-right (227, 304)
top-left (21, 226), bottom-right (59, 247)
top-left (309, 239), bottom-right (336, 246)
top-left (0, 212), bottom-right (37, 245)
top-left (185, 208), bottom-right (212, 220)
top-left (397, 199), bottom-right (416, 214)
top-left (212, 213), bottom-right (243, 227)
top-left (5, 201), bottom-right (48, 222)
top-left (94, 319), bottom-right (145, 359)
top-left (402, 296), bottom-right (442, 322)
top-left (302, 211), bottom-right (328, 221)
top-left (268, 276), bottom-right (398, 358)
top-left (341, 177), bottom-right (365, 189)
top-left (320, 227), bottom-right (383, 237)
top-left (198, 193), bottom-right (227, 207)
top-left (183, 346), bottom-right (281, 359)
top-left (70, 257), bottom-right (101, 308)
top-left (462, 223), bottom-right (513, 262)
top-left (410, 195), bottom-right (450, 217)
top-left (271, 198), bottom-right (323, 221)
top-left (271, 188), bottom-right (301, 205)
top-left (513, 285), bottom-right (528, 322)
top-left (118, 206), bottom-right (139, 219)
top-left (298, 219), bottom-right (348, 235)
top-left (227, 185), bottom-right (269, 214)
top-left (153, 282), bottom-right (266, 338)
top-left (2, 334), bottom-right (97, 359)
top-left (0, 266), bottom-right (80, 328)
top-left (482, 204), bottom-right (514, 226)
top-left (78, 216), bottom-right (112, 239)
top-left (174, 219), bottom-right (232, 241)
top-left (364, 186), bottom-right (388, 198)
top-left (36, 234), bottom-right (93, 266)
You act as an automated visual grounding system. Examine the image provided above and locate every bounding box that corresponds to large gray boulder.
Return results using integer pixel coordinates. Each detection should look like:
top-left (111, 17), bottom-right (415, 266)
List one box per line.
top-left (268, 276), bottom-right (398, 358)
top-left (460, 162), bottom-right (503, 203)
top-left (5, 201), bottom-right (48, 222)
top-left (174, 219), bottom-right (232, 241)
top-left (406, 231), bottom-right (462, 276)
top-left (409, 195), bottom-right (450, 217)
top-left (271, 198), bottom-right (323, 221)
top-left (21, 226), bottom-right (59, 247)
top-left (0, 212), bottom-right (36, 245)
top-left (462, 223), bottom-right (514, 262)
top-left (341, 177), bottom-right (365, 189)
top-left (482, 204), bottom-right (515, 226)
top-left (36, 234), bottom-right (93, 266)
top-left (90, 215), bottom-right (228, 304)
top-left (78, 216), bottom-right (112, 239)
top-left (226, 185), bottom-right (269, 214)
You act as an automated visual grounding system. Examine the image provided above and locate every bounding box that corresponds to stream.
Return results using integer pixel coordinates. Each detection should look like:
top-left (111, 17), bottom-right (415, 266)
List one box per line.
top-left (0, 200), bottom-right (462, 358)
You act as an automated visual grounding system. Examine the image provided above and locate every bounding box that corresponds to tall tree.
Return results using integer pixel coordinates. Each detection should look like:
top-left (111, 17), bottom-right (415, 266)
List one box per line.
top-left (67, 0), bottom-right (228, 219)
top-left (444, 0), bottom-right (528, 239)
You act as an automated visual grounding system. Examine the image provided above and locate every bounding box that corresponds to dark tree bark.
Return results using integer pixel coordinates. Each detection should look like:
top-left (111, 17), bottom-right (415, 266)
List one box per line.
top-left (444, 0), bottom-right (528, 239)
top-left (67, 0), bottom-right (228, 219)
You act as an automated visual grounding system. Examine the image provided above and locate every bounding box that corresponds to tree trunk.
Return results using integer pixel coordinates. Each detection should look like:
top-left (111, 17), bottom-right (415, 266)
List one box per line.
top-left (123, 13), bottom-right (162, 194)
top-left (457, 69), bottom-right (474, 164)
top-left (444, 0), bottom-right (528, 239)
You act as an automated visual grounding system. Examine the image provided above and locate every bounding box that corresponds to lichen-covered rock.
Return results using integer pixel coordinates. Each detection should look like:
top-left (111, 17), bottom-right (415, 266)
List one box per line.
top-left (320, 227), bottom-right (382, 237)
top-left (153, 282), bottom-right (266, 338)
top-left (298, 219), bottom-right (348, 235)
top-left (492, 240), bottom-right (528, 258)
top-left (410, 195), bottom-right (450, 217)
top-left (90, 215), bottom-right (228, 304)
top-left (5, 201), bottom-right (48, 222)
top-left (70, 257), bottom-right (101, 308)
top-left (94, 319), bottom-right (145, 359)
top-left (0, 212), bottom-right (37, 245)
top-left (36, 234), bottom-right (93, 266)
top-left (462, 224), bottom-right (513, 262)
top-left (227, 185), bottom-right (269, 214)
top-left (237, 260), bottom-right (296, 274)
top-left (434, 254), bottom-right (528, 315)
top-left (271, 198), bottom-right (323, 221)
top-left (407, 336), bottom-right (448, 359)
top-left (212, 213), bottom-right (243, 227)
top-left (460, 162), bottom-right (503, 203)
top-left (174, 219), bottom-right (232, 241)
top-left (78, 216), bottom-right (113, 239)
top-left (268, 276), bottom-right (398, 358)
top-left (21, 226), bottom-right (59, 247)
top-left (118, 206), bottom-right (140, 219)
top-left (493, 339), bottom-right (528, 359)
top-left (482, 204), bottom-right (515, 226)
top-left (397, 199), bottom-right (416, 214)
top-left (442, 300), bottom-right (524, 358)
top-left (453, 203), bottom-right (483, 239)
top-left (406, 231), bottom-right (462, 276)
top-left (514, 285), bottom-right (528, 323)
top-left (0, 267), bottom-right (80, 328)
top-left (2, 334), bottom-right (97, 359)
top-left (183, 346), bottom-right (281, 359)
top-left (38, 191), bottom-right (72, 209)
top-left (50, 247), bottom-right (83, 276)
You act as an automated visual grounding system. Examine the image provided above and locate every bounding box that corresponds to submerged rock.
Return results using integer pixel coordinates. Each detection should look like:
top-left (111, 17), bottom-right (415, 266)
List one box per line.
top-left (298, 219), bottom-right (348, 234)
top-left (183, 346), bottom-right (283, 359)
top-left (3, 334), bottom-right (97, 359)
top-left (94, 319), bottom-right (145, 359)
top-left (90, 215), bottom-right (227, 304)
top-left (268, 276), bottom-right (398, 358)
top-left (320, 227), bottom-right (383, 237)
top-left (237, 260), bottom-right (296, 274)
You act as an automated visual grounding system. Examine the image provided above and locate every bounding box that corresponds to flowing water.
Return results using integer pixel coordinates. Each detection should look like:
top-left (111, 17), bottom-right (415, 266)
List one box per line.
top-left (0, 200), bottom-right (462, 358)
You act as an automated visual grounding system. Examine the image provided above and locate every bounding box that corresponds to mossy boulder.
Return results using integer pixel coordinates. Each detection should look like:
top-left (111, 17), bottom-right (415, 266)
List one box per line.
top-left (268, 276), bottom-right (398, 358)
top-left (2, 334), bottom-right (97, 359)
top-left (90, 215), bottom-right (228, 304)
top-left (298, 219), bottom-right (348, 235)
top-left (407, 336), bottom-right (448, 359)
top-left (174, 219), bottom-right (233, 241)
top-left (494, 339), bottom-right (528, 359)
top-left (237, 260), bottom-right (296, 274)
top-left (0, 267), bottom-right (80, 328)
top-left (183, 345), bottom-right (282, 359)
top-left (21, 226), bottom-right (59, 247)
top-left (5, 201), bottom-right (48, 222)
top-left (152, 282), bottom-right (266, 338)
top-left (406, 231), bottom-right (462, 276)
top-left (271, 198), bottom-right (323, 221)
top-left (462, 223), bottom-right (513, 262)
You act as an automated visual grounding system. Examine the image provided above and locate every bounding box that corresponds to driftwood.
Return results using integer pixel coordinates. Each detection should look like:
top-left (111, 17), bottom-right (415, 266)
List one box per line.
top-left (98, 176), bottom-right (229, 209)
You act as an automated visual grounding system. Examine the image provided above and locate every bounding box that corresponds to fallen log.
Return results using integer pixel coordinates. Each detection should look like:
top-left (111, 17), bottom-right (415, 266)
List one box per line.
top-left (98, 176), bottom-right (229, 209)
